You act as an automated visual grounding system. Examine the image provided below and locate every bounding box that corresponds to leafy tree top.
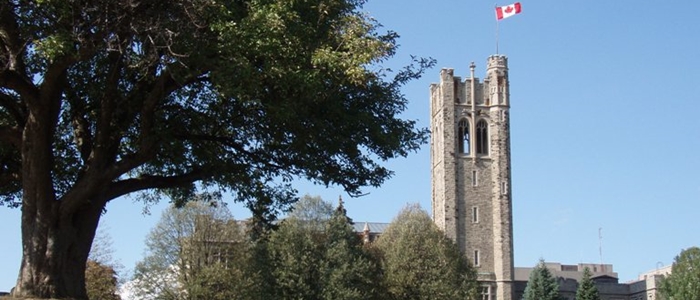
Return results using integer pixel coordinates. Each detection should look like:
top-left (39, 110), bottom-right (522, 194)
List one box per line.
top-left (376, 204), bottom-right (479, 300)
top-left (1, 0), bottom-right (432, 213)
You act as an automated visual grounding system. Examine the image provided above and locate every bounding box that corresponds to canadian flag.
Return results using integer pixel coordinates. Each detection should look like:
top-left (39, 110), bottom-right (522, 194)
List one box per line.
top-left (496, 2), bottom-right (522, 20)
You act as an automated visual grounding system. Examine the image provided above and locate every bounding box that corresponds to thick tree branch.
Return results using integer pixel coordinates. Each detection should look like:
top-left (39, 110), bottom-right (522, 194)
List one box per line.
top-left (91, 51), bottom-right (124, 168)
top-left (115, 69), bottom-right (208, 178)
top-left (103, 169), bottom-right (209, 203)
top-left (70, 111), bottom-right (93, 163)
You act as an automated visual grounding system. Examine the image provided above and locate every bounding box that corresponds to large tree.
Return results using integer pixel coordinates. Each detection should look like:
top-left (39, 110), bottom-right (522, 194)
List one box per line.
top-left (375, 204), bottom-right (478, 300)
top-left (659, 246), bottom-right (700, 300)
top-left (0, 0), bottom-right (431, 298)
top-left (523, 259), bottom-right (560, 300)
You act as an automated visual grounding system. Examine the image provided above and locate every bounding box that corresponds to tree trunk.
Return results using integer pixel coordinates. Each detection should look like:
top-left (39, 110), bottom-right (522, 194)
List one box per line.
top-left (12, 198), bottom-right (103, 299)
top-left (12, 88), bottom-right (104, 299)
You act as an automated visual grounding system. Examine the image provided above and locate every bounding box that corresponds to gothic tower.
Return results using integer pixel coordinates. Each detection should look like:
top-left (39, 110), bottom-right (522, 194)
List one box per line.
top-left (430, 55), bottom-right (514, 300)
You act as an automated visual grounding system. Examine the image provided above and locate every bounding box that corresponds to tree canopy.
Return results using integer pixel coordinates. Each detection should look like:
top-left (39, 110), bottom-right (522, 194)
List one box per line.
top-left (0, 0), bottom-right (431, 298)
top-left (267, 195), bottom-right (380, 299)
top-left (659, 246), bottom-right (700, 300)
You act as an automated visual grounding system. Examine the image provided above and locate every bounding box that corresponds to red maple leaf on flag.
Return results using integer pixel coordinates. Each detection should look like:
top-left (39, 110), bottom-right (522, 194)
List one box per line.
top-left (496, 2), bottom-right (521, 20)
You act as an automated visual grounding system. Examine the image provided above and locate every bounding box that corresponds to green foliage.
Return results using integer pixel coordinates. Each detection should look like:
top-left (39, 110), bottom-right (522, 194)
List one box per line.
top-left (266, 195), bottom-right (380, 299)
top-left (186, 263), bottom-right (260, 300)
top-left (3, 1), bottom-right (432, 292)
top-left (128, 196), bottom-right (483, 299)
top-left (4, 1), bottom-right (431, 294)
top-left (375, 204), bottom-right (479, 300)
top-left (268, 217), bottom-right (325, 298)
top-left (659, 246), bottom-right (700, 300)
top-left (1, 0), bottom-right (432, 209)
top-left (575, 267), bottom-right (600, 300)
top-left (523, 259), bottom-right (560, 300)
top-left (320, 199), bottom-right (381, 300)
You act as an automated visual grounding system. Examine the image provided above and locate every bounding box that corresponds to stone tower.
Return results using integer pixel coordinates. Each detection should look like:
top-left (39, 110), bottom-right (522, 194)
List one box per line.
top-left (430, 55), bottom-right (514, 300)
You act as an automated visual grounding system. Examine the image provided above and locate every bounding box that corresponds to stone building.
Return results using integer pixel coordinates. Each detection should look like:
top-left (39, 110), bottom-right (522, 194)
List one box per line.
top-left (426, 55), bottom-right (670, 300)
top-left (429, 55), bottom-right (515, 300)
top-left (513, 263), bottom-right (670, 300)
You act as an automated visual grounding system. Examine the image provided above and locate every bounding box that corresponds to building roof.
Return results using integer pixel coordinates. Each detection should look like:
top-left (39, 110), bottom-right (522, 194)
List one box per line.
top-left (352, 222), bottom-right (390, 234)
top-left (514, 262), bottom-right (619, 282)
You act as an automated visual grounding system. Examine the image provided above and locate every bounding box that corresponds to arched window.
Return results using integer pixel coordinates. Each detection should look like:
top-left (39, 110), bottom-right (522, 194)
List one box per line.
top-left (476, 120), bottom-right (488, 155)
top-left (458, 119), bottom-right (469, 154)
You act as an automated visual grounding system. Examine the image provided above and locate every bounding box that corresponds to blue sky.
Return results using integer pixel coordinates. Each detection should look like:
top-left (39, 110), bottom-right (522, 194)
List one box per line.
top-left (2, 0), bottom-right (700, 291)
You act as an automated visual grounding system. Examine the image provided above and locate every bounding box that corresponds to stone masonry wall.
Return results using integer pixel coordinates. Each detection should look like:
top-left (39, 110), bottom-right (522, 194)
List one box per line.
top-left (430, 55), bottom-right (514, 300)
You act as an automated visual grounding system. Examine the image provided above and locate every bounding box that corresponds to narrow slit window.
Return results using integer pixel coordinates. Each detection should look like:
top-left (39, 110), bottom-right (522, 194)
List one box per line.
top-left (474, 250), bottom-right (480, 266)
top-left (476, 120), bottom-right (488, 155)
top-left (472, 170), bottom-right (477, 186)
top-left (472, 206), bottom-right (479, 223)
top-left (458, 119), bottom-right (470, 154)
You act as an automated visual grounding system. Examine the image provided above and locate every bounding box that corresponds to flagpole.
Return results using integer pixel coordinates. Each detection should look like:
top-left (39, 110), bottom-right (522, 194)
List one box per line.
top-left (495, 4), bottom-right (499, 54)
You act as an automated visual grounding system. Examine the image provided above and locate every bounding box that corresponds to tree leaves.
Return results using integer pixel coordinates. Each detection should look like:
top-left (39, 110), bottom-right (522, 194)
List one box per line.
top-left (1, 0), bottom-right (430, 209)
top-left (659, 246), bottom-right (700, 300)
top-left (375, 204), bottom-right (479, 300)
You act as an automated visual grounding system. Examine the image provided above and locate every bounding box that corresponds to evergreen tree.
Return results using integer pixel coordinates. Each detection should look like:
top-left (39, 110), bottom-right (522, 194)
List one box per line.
top-left (375, 204), bottom-right (479, 300)
top-left (575, 267), bottom-right (600, 300)
top-left (523, 259), bottom-right (560, 300)
top-left (659, 246), bottom-right (700, 300)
